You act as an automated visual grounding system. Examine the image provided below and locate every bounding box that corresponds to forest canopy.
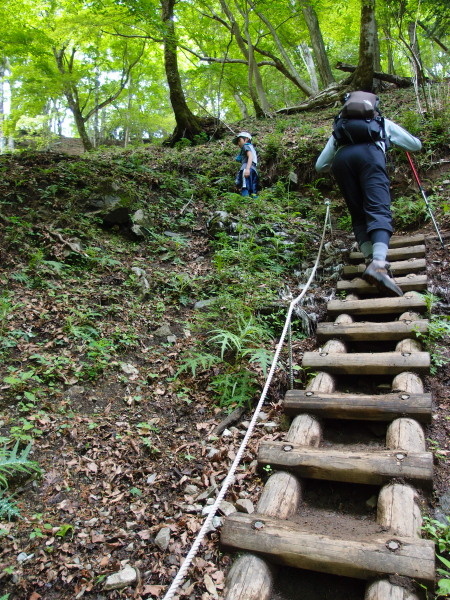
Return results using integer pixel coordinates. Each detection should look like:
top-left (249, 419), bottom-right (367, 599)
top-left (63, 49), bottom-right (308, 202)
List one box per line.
top-left (0, 0), bottom-right (449, 149)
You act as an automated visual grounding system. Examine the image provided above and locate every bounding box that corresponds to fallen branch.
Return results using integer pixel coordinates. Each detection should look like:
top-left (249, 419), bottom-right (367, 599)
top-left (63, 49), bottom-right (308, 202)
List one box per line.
top-left (335, 62), bottom-right (413, 88)
top-left (211, 405), bottom-right (247, 437)
top-left (45, 227), bottom-right (89, 257)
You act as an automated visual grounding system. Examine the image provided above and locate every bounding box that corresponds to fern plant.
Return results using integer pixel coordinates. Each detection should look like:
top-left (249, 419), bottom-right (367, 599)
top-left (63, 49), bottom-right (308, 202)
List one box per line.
top-left (0, 441), bottom-right (41, 520)
top-left (0, 492), bottom-right (21, 520)
top-left (414, 293), bottom-right (450, 374)
top-left (176, 316), bottom-right (274, 408)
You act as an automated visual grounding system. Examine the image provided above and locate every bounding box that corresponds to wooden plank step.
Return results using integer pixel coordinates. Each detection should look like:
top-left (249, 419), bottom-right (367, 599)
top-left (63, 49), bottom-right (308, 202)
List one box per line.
top-left (342, 258), bottom-right (426, 280)
top-left (257, 443), bottom-right (433, 486)
top-left (302, 351), bottom-right (430, 375)
top-left (389, 234), bottom-right (425, 248)
top-left (317, 319), bottom-right (429, 342)
top-left (221, 513), bottom-right (435, 583)
top-left (327, 293), bottom-right (427, 316)
top-left (337, 274), bottom-right (428, 295)
top-left (349, 245), bottom-right (425, 264)
top-left (283, 390), bottom-right (432, 422)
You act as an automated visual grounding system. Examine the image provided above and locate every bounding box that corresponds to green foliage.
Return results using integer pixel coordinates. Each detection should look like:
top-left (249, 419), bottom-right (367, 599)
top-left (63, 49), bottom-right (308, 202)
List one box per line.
top-left (55, 524), bottom-right (74, 540)
top-left (0, 441), bottom-right (41, 519)
top-left (177, 317), bottom-right (273, 408)
top-left (176, 352), bottom-right (222, 377)
top-left (0, 492), bottom-right (21, 521)
top-left (391, 195), bottom-right (430, 230)
top-left (423, 516), bottom-right (450, 554)
top-left (414, 296), bottom-right (450, 374)
top-left (208, 317), bottom-right (270, 361)
top-left (422, 515), bottom-right (450, 597)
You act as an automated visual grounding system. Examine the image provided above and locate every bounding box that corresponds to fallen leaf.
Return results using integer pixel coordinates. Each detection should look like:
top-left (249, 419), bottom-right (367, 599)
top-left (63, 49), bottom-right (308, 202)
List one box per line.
top-left (204, 573), bottom-right (218, 598)
top-left (142, 584), bottom-right (164, 596)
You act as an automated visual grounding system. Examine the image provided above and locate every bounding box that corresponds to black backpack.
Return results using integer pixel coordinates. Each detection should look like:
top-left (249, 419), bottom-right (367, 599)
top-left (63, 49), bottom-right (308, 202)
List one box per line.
top-left (332, 91), bottom-right (389, 148)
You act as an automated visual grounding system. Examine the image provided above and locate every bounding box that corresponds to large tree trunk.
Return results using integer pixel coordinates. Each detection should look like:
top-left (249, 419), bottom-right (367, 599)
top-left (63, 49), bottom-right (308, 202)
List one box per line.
top-left (161, 0), bottom-right (204, 143)
top-left (350, 0), bottom-right (377, 91)
top-left (299, 0), bottom-right (335, 87)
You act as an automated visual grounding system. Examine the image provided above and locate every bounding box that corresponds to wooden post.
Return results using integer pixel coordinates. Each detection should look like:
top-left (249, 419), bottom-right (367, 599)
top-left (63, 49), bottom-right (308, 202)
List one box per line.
top-left (392, 372), bottom-right (424, 394)
top-left (223, 399), bottom-right (324, 599)
top-left (306, 371), bottom-right (336, 394)
top-left (366, 579), bottom-right (420, 599)
top-left (365, 367), bottom-right (430, 600)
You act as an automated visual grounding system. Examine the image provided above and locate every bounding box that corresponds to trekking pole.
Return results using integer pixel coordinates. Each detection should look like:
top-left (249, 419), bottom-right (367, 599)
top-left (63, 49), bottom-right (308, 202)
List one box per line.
top-left (405, 151), bottom-right (445, 248)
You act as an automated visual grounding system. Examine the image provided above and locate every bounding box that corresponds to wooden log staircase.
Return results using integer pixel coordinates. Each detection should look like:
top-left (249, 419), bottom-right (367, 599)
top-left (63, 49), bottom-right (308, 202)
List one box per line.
top-left (220, 234), bottom-right (435, 600)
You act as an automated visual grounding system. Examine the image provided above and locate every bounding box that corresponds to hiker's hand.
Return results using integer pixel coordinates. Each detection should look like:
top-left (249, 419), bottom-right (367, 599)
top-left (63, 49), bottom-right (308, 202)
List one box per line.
top-left (244, 168), bottom-right (250, 178)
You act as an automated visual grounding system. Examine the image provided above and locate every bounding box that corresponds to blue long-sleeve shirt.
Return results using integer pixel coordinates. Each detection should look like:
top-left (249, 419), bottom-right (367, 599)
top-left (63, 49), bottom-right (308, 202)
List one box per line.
top-left (315, 118), bottom-right (422, 173)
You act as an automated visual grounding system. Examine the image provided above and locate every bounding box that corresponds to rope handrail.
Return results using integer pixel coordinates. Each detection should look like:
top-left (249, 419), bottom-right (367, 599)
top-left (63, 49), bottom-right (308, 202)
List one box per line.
top-left (162, 199), bottom-right (332, 600)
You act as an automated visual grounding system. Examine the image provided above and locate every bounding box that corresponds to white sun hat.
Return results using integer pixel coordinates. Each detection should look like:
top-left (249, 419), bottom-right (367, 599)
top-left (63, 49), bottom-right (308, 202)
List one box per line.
top-left (233, 131), bottom-right (252, 144)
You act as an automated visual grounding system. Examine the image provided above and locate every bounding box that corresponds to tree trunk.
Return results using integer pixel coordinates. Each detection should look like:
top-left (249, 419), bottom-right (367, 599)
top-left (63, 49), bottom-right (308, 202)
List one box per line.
top-left (242, 8), bottom-right (271, 115)
top-left (299, 0), bottom-right (335, 87)
top-left (408, 21), bottom-right (424, 85)
top-left (69, 99), bottom-right (94, 151)
top-left (94, 70), bottom-right (100, 148)
top-left (351, 0), bottom-right (377, 91)
top-left (250, 1), bottom-right (313, 96)
top-left (0, 58), bottom-right (6, 154)
top-left (219, 0), bottom-right (266, 117)
top-left (161, 0), bottom-right (204, 142)
top-left (299, 43), bottom-right (319, 93)
top-left (233, 93), bottom-right (249, 119)
top-left (383, 26), bottom-right (396, 74)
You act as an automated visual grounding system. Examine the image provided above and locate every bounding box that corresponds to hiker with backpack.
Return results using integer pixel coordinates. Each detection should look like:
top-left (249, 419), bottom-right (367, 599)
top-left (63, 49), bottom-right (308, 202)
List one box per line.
top-left (233, 131), bottom-right (258, 197)
top-left (315, 91), bottom-right (422, 297)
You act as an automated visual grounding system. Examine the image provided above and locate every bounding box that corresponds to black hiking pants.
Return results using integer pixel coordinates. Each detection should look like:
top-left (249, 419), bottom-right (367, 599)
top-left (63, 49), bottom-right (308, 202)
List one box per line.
top-left (331, 143), bottom-right (392, 244)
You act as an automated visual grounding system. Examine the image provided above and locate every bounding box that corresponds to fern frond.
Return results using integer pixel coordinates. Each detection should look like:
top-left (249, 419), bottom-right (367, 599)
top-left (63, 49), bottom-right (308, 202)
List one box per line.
top-left (175, 352), bottom-right (222, 377)
top-left (0, 442), bottom-right (41, 489)
top-left (0, 491), bottom-right (21, 520)
top-left (208, 329), bottom-right (242, 358)
top-left (242, 347), bottom-right (275, 376)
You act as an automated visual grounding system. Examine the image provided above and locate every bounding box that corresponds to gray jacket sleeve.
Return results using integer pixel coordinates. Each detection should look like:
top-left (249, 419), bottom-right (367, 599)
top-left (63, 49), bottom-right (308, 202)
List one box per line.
top-left (384, 119), bottom-right (422, 151)
top-left (315, 136), bottom-right (338, 173)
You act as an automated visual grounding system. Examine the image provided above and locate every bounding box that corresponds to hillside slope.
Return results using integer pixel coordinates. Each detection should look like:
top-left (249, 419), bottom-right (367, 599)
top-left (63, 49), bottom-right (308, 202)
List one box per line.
top-left (0, 86), bottom-right (449, 600)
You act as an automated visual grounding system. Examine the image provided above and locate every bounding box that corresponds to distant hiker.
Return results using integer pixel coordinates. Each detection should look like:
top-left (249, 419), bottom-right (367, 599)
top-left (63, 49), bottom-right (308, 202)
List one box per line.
top-left (315, 91), bottom-right (422, 297)
top-left (233, 131), bottom-right (258, 197)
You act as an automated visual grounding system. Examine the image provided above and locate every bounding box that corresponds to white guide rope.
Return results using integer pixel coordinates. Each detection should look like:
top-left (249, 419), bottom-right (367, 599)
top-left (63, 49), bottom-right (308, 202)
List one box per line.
top-left (162, 200), bottom-right (331, 600)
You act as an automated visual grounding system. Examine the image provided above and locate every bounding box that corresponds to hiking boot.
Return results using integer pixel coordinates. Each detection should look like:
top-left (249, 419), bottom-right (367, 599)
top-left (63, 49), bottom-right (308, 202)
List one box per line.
top-left (362, 260), bottom-right (403, 297)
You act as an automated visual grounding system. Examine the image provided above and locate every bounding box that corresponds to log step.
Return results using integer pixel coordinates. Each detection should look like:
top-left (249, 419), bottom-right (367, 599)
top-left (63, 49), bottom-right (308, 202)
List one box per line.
top-left (327, 293), bottom-right (427, 316)
top-left (389, 234), bottom-right (425, 248)
top-left (221, 512), bottom-right (435, 583)
top-left (317, 319), bottom-right (429, 342)
top-left (302, 351), bottom-right (430, 375)
top-left (349, 245), bottom-right (425, 264)
top-left (257, 443), bottom-right (433, 486)
top-left (342, 258), bottom-right (426, 279)
top-left (283, 390), bottom-right (432, 422)
top-left (337, 274), bottom-right (428, 295)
